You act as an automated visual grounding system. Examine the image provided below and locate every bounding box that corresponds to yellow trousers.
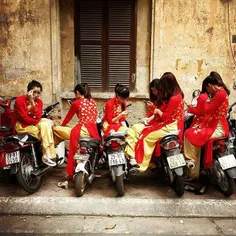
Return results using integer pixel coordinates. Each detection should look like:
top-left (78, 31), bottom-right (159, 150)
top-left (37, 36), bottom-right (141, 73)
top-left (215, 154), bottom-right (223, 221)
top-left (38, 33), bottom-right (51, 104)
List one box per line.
top-left (184, 122), bottom-right (225, 178)
top-left (15, 120), bottom-right (56, 159)
top-left (131, 123), bottom-right (147, 139)
top-left (118, 126), bottom-right (138, 159)
top-left (53, 125), bottom-right (90, 142)
top-left (137, 121), bottom-right (178, 172)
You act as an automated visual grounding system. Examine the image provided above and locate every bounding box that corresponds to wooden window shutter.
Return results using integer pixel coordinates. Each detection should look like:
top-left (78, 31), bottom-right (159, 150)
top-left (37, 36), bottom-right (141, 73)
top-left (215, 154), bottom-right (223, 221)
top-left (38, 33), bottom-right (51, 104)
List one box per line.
top-left (76, 0), bottom-right (135, 91)
top-left (108, 0), bottom-right (134, 89)
top-left (78, 0), bottom-right (103, 88)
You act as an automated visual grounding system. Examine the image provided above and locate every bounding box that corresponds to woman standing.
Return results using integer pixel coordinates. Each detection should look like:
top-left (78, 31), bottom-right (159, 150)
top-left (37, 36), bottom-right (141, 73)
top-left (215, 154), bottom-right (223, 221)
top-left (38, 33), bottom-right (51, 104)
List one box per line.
top-left (54, 83), bottom-right (100, 179)
top-left (184, 72), bottom-right (230, 178)
top-left (134, 72), bottom-right (184, 172)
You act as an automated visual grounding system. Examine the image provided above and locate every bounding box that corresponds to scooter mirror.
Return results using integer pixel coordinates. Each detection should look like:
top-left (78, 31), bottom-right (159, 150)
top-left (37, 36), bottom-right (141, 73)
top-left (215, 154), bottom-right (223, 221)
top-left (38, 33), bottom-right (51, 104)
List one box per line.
top-left (192, 90), bottom-right (200, 98)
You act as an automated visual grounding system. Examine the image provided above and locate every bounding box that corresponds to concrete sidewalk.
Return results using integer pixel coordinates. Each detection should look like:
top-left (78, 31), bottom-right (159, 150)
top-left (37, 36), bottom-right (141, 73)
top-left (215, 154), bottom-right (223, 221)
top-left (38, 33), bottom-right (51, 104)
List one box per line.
top-left (0, 165), bottom-right (236, 218)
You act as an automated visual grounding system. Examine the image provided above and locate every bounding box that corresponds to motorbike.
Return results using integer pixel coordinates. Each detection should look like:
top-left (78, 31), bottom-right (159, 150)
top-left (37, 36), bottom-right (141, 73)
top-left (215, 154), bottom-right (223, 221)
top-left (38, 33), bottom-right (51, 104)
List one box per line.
top-left (66, 99), bottom-right (102, 197)
top-left (184, 91), bottom-right (236, 196)
top-left (151, 130), bottom-right (186, 196)
top-left (99, 104), bottom-right (137, 196)
top-left (73, 137), bottom-right (101, 197)
top-left (0, 98), bottom-right (65, 193)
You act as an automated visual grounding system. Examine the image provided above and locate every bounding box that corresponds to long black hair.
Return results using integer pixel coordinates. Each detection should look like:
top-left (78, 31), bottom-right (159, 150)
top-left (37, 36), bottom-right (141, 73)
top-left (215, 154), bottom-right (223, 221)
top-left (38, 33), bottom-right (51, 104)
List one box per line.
top-left (114, 84), bottom-right (130, 99)
top-left (74, 83), bottom-right (92, 99)
top-left (149, 78), bottom-right (160, 102)
top-left (203, 72), bottom-right (230, 95)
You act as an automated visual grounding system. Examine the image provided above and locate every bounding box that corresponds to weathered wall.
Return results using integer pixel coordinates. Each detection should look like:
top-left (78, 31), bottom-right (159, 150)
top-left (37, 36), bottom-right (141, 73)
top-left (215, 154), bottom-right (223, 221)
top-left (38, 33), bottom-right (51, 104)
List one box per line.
top-left (0, 0), bottom-right (53, 104)
top-left (153, 0), bottom-right (236, 104)
top-left (59, 0), bottom-right (74, 91)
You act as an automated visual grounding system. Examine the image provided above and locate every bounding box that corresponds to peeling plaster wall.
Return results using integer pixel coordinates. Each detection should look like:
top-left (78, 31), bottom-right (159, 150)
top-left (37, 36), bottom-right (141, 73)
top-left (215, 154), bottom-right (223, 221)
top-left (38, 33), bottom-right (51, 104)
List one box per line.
top-left (0, 0), bottom-right (53, 104)
top-left (59, 0), bottom-right (74, 91)
top-left (153, 0), bottom-right (236, 104)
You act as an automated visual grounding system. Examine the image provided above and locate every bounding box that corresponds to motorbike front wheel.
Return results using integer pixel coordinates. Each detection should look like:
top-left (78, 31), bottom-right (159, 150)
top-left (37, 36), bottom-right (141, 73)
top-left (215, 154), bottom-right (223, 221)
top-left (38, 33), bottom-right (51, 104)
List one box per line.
top-left (213, 159), bottom-right (235, 197)
top-left (16, 151), bottom-right (42, 194)
top-left (173, 175), bottom-right (185, 196)
top-left (116, 174), bottom-right (125, 196)
top-left (75, 172), bottom-right (88, 197)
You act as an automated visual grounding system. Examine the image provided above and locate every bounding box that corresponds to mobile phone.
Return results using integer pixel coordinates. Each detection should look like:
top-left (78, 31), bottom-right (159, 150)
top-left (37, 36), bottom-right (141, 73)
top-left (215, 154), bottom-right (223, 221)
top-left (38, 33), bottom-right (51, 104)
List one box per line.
top-left (143, 100), bottom-right (148, 104)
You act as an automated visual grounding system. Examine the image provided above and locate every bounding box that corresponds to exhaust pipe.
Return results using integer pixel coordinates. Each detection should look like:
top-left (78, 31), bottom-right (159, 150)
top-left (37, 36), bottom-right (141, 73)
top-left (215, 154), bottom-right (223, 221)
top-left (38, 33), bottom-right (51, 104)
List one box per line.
top-left (31, 166), bottom-right (53, 179)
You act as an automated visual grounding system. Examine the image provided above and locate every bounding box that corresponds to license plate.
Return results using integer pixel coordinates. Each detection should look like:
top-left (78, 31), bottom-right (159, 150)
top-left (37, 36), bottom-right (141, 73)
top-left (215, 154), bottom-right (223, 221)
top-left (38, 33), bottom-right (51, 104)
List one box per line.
top-left (108, 152), bottom-right (126, 166)
top-left (74, 154), bottom-right (89, 161)
top-left (218, 154), bottom-right (236, 170)
top-left (6, 151), bottom-right (20, 165)
top-left (167, 153), bottom-right (186, 169)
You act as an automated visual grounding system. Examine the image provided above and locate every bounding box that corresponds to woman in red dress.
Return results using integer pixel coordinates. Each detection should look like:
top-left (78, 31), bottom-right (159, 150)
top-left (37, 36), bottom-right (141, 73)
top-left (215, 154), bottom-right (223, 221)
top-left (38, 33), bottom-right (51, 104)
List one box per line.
top-left (54, 83), bottom-right (100, 178)
top-left (103, 84), bottom-right (137, 165)
top-left (134, 72), bottom-right (184, 172)
top-left (184, 72), bottom-right (230, 178)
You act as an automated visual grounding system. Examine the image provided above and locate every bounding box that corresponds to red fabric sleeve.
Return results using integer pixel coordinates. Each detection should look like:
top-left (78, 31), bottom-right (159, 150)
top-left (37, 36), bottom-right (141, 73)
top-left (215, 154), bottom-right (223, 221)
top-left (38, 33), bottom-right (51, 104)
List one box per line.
top-left (146, 104), bottom-right (156, 117)
top-left (14, 97), bottom-right (41, 125)
top-left (61, 101), bottom-right (77, 126)
top-left (104, 99), bottom-right (114, 124)
top-left (161, 94), bottom-right (180, 121)
top-left (204, 90), bottom-right (226, 115)
top-left (29, 99), bottom-right (43, 120)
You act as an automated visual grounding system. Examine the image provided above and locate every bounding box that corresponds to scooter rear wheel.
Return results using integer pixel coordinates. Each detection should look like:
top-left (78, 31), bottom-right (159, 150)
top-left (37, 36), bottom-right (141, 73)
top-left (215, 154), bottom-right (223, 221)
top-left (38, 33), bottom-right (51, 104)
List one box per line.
top-left (213, 159), bottom-right (235, 197)
top-left (116, 174), bottom-right (125, 196)
top-left (16, 151), bottom-right (42, 194)
top-left (75, 172), bottom-right (87, 197)
top-left (173, 175), bottom-right (185, 197)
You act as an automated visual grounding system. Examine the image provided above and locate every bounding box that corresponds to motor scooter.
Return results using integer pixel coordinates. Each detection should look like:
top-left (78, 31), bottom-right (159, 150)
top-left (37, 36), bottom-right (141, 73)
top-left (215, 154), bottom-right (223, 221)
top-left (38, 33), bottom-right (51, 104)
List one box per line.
top-left (0, 97), bottom-right (65, 193)
top-left (185, 91), bottom-right (236, 196)
top-left (98, 104), bottom-right (136, 196)
top-left (150, 130), bottom-right (186, 196)
top-left (66, 99), bottom-right (102, 197)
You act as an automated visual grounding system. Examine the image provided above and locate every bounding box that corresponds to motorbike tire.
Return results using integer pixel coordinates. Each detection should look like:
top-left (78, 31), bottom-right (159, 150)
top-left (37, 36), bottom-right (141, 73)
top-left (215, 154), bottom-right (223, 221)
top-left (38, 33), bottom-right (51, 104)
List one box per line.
top-left (173, 175), bottom-right (185, 196)
top-left (213, 159), bottom-right (235, 197)
top-left (75, 172), bottom-right (87, 197)
top-left (116, 174), bottom-right (125, 196)
top-left (16, 151), bottom-right (42, 194)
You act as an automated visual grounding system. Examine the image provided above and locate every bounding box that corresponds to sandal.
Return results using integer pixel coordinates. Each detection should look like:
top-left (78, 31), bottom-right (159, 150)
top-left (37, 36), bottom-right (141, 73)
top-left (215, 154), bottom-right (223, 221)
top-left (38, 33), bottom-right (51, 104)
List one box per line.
top-left (57, 181), bottom-right (69, 189)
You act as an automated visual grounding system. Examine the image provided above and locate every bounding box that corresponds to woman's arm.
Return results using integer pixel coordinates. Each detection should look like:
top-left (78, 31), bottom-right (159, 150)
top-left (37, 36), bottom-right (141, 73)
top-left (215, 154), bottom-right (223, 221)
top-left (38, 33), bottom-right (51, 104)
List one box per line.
top-left (61, 102), bottom-right (77, 126)
top-left (204, 89), bottom-right (226, 114)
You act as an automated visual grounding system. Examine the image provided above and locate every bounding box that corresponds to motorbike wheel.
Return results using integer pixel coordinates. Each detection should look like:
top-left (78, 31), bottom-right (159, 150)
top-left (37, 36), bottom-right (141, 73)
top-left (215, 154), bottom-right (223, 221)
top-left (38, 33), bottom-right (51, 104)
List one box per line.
top-left (16, 151), bottom-right (42, 194)
top-left (173, 175), bottom-right (185, 196)
top-left (75, 172), bottom-right (87, 197)
top-left (213, 159), bottom-right (235, 197)
top-left (116, 174), bottom-right (125, 196)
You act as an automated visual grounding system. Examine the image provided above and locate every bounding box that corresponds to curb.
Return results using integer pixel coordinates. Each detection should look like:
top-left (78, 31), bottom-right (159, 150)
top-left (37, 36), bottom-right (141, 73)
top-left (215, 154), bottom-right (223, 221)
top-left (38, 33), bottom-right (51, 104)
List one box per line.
top-left (0, 196), bottom-right (236, 218)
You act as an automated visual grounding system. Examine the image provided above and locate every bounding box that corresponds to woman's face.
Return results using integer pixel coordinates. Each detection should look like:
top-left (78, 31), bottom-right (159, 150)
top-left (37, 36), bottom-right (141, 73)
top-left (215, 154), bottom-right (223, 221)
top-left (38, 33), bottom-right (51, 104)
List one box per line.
top-left (151, 87), bottom-right (158, 96)
top-left (117, 96), bottom-right (126, 104)
top-left (206, 84), bottom-right (215, 94)
top-left (75, 91), bottom-right (82, 99)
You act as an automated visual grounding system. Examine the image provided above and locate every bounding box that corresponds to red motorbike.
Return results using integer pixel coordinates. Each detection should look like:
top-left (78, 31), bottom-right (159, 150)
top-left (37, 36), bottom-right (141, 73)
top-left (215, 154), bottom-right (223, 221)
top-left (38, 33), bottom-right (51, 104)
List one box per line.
top-left (0, 97), bottom-right (64, 193)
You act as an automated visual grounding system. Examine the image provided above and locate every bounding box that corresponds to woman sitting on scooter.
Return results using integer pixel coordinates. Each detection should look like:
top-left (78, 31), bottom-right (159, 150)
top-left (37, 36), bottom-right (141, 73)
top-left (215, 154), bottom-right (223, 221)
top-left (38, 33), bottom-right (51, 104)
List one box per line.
top-left (186, 80), bottom-right (209, 128)
top-left (184, 72), bottom-right (230, 179)
top-left (132, 78), bottom-right (167, 137)
top-left (103, 83), bottom-right (137, 165)
top-left (54, 83), bottom-right (100, 179)
top-left (134, 72), bottom-right (184, 172)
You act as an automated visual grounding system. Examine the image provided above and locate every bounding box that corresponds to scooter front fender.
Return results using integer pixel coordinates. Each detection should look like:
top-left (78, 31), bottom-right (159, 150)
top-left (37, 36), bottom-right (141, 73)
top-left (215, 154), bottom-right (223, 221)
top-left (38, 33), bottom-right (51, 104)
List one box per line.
top-left (226, 167), bottom-right (236, 179)
top-left (173, 167), bottom-right (184, 176)
top-left (111, 165), bottom-right (124, 182)
top-left (74, 160), bottom-right (89, 175)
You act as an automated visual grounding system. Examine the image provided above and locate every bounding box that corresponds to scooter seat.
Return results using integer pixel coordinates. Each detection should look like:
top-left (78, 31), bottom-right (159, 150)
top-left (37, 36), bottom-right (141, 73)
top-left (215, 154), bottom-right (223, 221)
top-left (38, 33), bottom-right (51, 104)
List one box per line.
top-left (160, 134), bottom-right (179, 144)
top-left (5, 133), bottom-right (39, 143)
top-left (0, 126), bottom-right (12, 132)
top-left (103, 131), bottom-right (127, 142)
top-left (79, 137), bottom-right (100, 147)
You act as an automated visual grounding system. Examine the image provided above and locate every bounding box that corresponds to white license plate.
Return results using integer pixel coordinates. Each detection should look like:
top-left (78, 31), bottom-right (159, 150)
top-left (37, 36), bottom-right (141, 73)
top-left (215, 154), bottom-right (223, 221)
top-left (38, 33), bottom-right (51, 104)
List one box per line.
top-left (218, 154), bottom-right (236, 170)
top-left (74, 154), bottom-right (89, 161)
top-left (108, 152), bottom-right (126, 166)
top-left (167, 153), bottom-right (186, 169)
top-left (6, 151), bottom-right (20, 165)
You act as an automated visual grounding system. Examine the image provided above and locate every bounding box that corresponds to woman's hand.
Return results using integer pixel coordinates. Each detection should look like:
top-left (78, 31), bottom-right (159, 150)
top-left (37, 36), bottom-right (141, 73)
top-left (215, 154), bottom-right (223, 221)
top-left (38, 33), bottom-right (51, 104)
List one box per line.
top-left (120, 110), bottom-right (128, 117)
top-left (27, 90), bottom-right (35, 106)
top-left (145, 101), bottom-right (153, 108)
